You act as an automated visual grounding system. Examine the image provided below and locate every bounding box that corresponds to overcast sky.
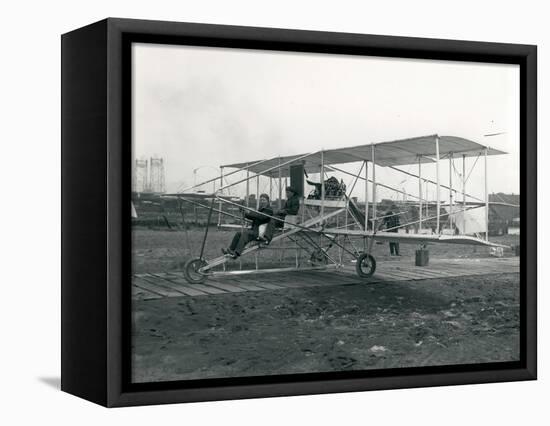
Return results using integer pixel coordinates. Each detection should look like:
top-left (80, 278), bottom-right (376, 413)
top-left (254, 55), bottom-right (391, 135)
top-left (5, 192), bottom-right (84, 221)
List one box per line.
top-left (132, 42), bottom-right (519, 202)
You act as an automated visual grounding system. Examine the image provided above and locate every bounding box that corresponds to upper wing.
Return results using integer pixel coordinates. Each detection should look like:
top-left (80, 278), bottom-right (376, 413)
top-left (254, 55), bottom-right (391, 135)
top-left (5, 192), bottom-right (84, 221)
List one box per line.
top-left (221, 134), bottom-right (507, 177)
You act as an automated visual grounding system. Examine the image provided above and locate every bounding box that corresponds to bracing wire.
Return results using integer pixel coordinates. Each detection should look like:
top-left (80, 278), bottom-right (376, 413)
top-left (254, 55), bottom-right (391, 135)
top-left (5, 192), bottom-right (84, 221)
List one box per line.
top-left (464, 153), bottom-right (481, 184)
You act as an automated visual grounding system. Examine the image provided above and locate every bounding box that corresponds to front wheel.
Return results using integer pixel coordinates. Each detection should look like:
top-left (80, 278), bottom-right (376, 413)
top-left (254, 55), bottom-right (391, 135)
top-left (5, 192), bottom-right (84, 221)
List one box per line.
top-left (183, 257), bottom-right (208, 284)
top-left (355, 253), bottom-right (376, 278)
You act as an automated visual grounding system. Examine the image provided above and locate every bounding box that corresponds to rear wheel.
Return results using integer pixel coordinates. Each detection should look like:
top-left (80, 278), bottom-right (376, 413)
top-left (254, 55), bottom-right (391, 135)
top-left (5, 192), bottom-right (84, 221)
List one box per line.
top-left (356, 253), bottom-right (376, 278)
top-left (183, 257), bottom-right (208, 284)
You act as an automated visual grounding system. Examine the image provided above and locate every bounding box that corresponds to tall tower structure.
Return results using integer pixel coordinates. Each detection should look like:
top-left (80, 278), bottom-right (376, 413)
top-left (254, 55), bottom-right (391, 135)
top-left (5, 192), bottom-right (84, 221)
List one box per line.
top-left (133, 159), bottom-right (149, 193)
top-left (149, 157), bottom-right (166, 193)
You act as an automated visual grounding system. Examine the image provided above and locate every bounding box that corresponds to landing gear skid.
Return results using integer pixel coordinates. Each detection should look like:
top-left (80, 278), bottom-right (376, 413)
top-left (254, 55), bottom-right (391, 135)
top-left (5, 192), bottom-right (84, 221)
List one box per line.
top-left (355, 253), bottom-right (376, 278)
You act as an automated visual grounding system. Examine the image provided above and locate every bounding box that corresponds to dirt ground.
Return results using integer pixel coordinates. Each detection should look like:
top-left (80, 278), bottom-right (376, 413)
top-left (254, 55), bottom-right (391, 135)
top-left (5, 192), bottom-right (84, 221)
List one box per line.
top-left (132, 271), bottom-right (520, 383)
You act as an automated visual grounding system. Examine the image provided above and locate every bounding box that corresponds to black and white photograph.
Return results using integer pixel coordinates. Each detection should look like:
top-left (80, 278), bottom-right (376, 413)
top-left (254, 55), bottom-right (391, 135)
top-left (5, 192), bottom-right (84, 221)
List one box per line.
top-left (4, 0), bottom-right (547, 421)
top-left (130, 42), bottom-right (521, 383)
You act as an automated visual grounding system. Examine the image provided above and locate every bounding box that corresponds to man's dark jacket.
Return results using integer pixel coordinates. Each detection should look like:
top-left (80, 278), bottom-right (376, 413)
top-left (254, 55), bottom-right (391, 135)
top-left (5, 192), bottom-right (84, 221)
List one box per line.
top-left (383, 212), bottom-right (400, 233)
top-left (280, 194), bottom-right (300, 216)
top-left (245, 206), bottom-right (273, 233)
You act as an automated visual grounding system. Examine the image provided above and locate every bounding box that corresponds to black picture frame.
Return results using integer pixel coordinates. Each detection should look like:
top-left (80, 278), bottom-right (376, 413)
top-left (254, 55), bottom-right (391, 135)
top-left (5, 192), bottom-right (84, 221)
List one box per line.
top-left (61, 17), bottom-right (537, 407)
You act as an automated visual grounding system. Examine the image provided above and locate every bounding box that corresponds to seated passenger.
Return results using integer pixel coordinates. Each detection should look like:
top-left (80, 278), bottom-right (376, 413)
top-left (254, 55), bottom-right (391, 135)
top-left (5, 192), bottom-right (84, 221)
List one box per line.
top-left (222, 193), bottom-right (273, 258)
top-left (273, 186), bottom-right (300, 229)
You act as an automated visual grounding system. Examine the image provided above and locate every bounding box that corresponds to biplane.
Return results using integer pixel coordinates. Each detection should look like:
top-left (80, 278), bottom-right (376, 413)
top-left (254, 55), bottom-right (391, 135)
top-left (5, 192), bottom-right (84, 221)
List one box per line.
top-left (165, 134), bottom-right (517, 284)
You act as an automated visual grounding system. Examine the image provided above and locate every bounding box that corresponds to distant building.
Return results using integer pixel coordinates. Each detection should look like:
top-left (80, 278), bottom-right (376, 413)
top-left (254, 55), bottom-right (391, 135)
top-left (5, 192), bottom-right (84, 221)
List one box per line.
top-left (149, 157), bottom-right (166, 193)
top-left (133, 157), bottom-right (166, 194)
top-left (508, 218), bottom-right (520, 235)
top-left (133, 159), bottom-right (149, 193)
top-left (489, 193), bottom-right (520, 236)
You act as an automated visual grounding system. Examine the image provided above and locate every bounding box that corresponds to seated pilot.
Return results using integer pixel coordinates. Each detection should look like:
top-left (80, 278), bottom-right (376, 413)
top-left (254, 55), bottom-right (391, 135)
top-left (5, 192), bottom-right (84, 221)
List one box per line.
top-left (222, 193), bottom-right (273, 258)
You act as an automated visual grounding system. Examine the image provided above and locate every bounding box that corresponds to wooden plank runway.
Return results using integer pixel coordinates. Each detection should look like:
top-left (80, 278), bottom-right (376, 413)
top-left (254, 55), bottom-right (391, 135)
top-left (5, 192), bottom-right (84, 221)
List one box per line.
top-left (132, 257), bottom-right (519, 300)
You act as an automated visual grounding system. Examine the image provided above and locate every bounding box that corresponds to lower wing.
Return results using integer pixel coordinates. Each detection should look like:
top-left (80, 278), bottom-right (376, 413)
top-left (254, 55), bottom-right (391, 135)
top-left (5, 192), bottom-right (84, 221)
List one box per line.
top-left (320, 229), bottom-right (510, 249)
